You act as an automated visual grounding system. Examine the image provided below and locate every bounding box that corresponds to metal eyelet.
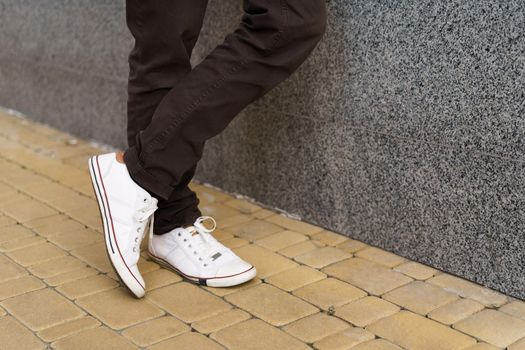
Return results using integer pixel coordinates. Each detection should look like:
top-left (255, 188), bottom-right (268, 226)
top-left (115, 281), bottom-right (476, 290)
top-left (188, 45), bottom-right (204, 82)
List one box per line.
top-left (133, 247), bottom-right (137, 252)
top-left (199, 257), bottom-right (203, 261)
top-left (183, 239), bottom-right (187, 242)
top-left (136, 227), bottom-right (141, 232)
top-left (204, 263), bottom-right (208, 267)
top-left (178, 233), bottom-right (181, 236)
top-left (143, 198), bottom-right (147, 202)
top-left (194, 251), bottom-right (197, 254)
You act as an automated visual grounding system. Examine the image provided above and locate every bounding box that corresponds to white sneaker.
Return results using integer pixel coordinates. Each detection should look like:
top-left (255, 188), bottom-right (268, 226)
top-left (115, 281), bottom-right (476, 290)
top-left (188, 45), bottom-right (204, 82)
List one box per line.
top-left (148, 216), bottom-right (256, 287)
top-left (88, 153), bottom-right (158, 298)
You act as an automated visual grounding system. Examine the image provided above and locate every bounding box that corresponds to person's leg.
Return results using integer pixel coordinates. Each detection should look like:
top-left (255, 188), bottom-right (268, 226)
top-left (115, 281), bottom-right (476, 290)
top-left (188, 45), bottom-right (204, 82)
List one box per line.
top-left (126, 0), bottom-right (208, 234)
top-left (124, 0), bottom-right (327, 229)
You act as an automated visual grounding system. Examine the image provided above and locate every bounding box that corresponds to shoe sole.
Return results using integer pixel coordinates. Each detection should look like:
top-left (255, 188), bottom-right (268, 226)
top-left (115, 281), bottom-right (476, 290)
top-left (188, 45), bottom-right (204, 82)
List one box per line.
top-left (148, 252), bottom-right (256, 287)
top-left (88, 155), bottom-right (145, 298)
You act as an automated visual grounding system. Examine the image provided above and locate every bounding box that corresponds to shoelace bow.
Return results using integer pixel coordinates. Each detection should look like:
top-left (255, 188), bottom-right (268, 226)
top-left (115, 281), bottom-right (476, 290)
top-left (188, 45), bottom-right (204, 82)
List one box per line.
top-left (191, 216), bottom-right (228, 260)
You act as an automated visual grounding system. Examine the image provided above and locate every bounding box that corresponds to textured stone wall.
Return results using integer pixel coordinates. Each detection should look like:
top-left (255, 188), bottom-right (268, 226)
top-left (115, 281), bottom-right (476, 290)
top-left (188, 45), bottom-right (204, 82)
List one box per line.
top-left (0, 0), bottom-right (524, 298)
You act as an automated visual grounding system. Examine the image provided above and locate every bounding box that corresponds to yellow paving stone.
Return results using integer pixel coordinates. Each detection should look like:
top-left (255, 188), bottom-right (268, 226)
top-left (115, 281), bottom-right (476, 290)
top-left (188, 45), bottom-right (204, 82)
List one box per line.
top-left (7, 242), bottom-right (66, 266)
top-left (351, 339), bottom-right (403, 350)
top-left (428, 298), bottom-right (485, 325)
top-left (233, 244), bottom-right (298, 278)
top-left (2, 288), bottom-right (84, 331)
top-left (63, 153), bottom-right (94, 170)
top-left (0, 224), bottom-right (34, 243)
top-left (335, 296), bottom-right (400, 327)
top-left (0, 214), bottom-right (16, 227)
top-left (323, 258), bottom-right (412, 296)
top-left (3, 171), bottom-right (47, 190)
top-left (0, 164), bottom-right (26, 184)
top-left (0, 191), bottom-right (27, 205)
top-left (22, 180), bottom-right (83, 207)
top-left (137, 258), bottom-right (160, 274)
top-left (147, 282), bottom-right (231, 323)
top-left (355, 247), bottom-right (407, 268)
top-left (192, 309), bottom-right (251, 335)
top-left (393, 261), bottom-right (439, 280)
top-left (149, 331), bottom-right (225, 350)
top-left (224, 198), bottom-right (262, 214)
top-left (225, 283), bottom-right (318, 326)
top-left (454, 309), bottom-right (525, 348)
top-left (509, 338), bottom-right (525, 350)
top-left (0, 316), bottom-right (45, 350)
top-left (57, 275), bottom-right (119, 299)
top-left (204, 277), bottom-right (262, 297)
top-left (71, 242), bottom-right (112, 273)
top-left (295, 247), bottom-right (352, 269)
top-left (0, 275), bottom-right (45, 300)
top-left (0, 258), bottom-right (28, 282)
top-left (0, 235), bottom-right (46, 252)
top-left (45, 266), bottom-right (99, 286)
top-left (196, 185), bottom-right (233, 203)
top-left (26, 216), bottom-right (86, 238)
top-left (39, 144), bottom-right (99, 160)
top-left (264, 265), bottom-right (326, 291)
top-left (255, 230), bottom-right (308, 251)
top-left (0, 184), bottom-right (17, 201)
top-left (143, 269), bottom-right (182, 290)
top-left (500, 301), bottom-right (525, 321)
top-left (282, 312), bottom-right (351, 343)
top-left (265, 214), bottom-right (323, 236)
top-left (313, 327), bottom-right (375, 350)
top-left (37, 163), bottom-right (86, 185)
top-left (211, 318), bottom-right (310, 350)
top-left (47, 187), bottom-right (94, 212)
top-left (336, 239), bottom-right (369, 253)
top-left (311, 230), bottom-right (349, 246)
top-left (59, 176), bottom-right (93, 197)
top-left (217, 214), bottom-right (254, 229)
top-left (52, 326), bottom-right (137, 350)
top-left (211, 228), bottom-right (235, 241)
top-left (66, 202), bottom-right (102, 230)
top-left (201, 203), bottom-right (240, 219)
top-left (279, 239), bottom-right (326, 258)
top-left (76, 287), bottom-right (164, 329)
top-left (37, 316), bottom-right (101, 342)
top-left (464, 344), bottom-right (502, 350)
top-left (48, 228), bottom-right (102, 251)
top-left (0, 196), bottom-right (57, 222)
top-left (221, 237), bottom-right (250, 249)
top-left (293, 277), bottom-right (367, 311)
top-left (428, 274), bottom-right (508, 307)
top-left (225, 219), bottom-right (284, 241)
top-left (367, 311), bottom-right (476, 350)
top-left (382, 281), bottom-right (459, 315)
top-left (252, 208), bottom-right (275, 219)
top-left (28, 255), bottom-right (87, 278)
top-left (122, 316), bottom-right (190, 347)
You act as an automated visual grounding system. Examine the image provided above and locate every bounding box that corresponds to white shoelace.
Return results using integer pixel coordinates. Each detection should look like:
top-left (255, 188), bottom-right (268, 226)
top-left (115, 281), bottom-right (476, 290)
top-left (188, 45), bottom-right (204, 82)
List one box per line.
top-left (132, 196), bottom-right (158, 252)
top-left (191, 216), bottom-right (230, 262)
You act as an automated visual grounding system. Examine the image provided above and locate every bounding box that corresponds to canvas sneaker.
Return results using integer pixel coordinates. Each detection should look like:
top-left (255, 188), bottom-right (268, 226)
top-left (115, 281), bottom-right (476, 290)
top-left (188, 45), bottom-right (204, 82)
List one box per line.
top-left (88, 153), bottom-right (158, 298)
top-left (148, 216), bottom-right (256, 287)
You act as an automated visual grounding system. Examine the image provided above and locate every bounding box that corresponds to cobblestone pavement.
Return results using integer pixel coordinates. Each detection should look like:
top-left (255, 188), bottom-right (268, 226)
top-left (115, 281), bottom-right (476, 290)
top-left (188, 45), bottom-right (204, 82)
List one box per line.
top-left (0, 109), bottom-right (524, 350)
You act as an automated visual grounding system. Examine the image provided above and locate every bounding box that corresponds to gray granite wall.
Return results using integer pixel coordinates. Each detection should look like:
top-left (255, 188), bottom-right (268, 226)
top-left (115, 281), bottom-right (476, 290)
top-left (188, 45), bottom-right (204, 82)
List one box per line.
top-left (0, 0), bottom-right (523, 298)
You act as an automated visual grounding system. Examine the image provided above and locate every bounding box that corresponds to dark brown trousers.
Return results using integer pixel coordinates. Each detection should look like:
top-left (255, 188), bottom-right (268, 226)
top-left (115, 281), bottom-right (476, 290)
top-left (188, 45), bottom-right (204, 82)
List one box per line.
top-left (123, 0), bottom-right (327, 234)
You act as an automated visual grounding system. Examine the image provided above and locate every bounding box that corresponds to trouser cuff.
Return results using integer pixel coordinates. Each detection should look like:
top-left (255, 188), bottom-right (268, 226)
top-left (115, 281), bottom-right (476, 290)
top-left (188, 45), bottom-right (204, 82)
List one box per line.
top-left (123, 146), bottom-right (173, 200)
